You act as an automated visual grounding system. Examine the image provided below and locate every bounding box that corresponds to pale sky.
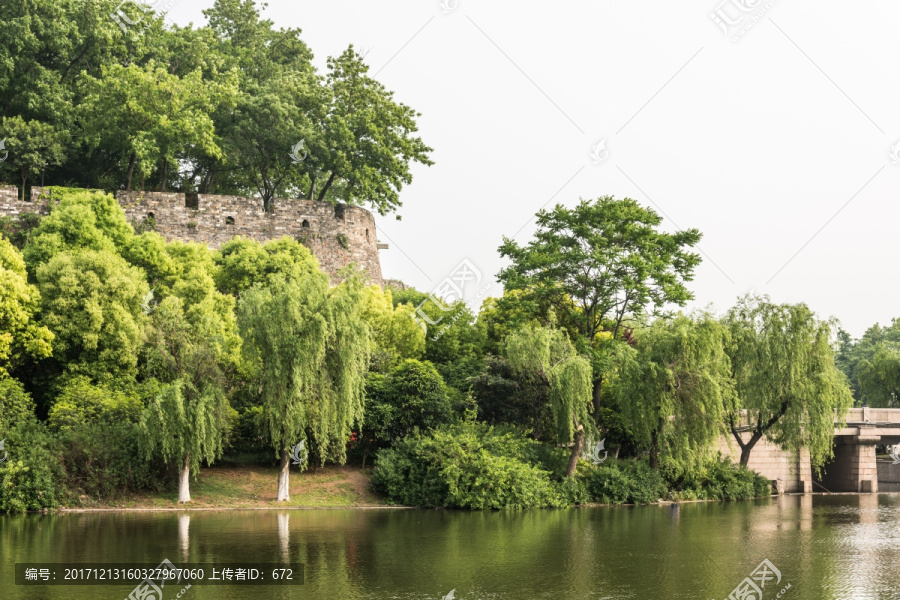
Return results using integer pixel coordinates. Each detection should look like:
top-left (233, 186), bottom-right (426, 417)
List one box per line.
top-left (163, 0), bottom-right (900, 338)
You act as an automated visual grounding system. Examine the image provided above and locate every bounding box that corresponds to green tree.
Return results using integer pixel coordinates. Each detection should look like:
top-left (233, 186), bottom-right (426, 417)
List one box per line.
top-left (0, 117), bottom-right (66, 198)
top-left (0, 236), bottom-right (53, 376)
top-left (237, 272), bottom-right (370, 501)
top-left (214, 236), bottom-right (320, 296)
top-left (34, 249), bottom-right (149, 383)
top-left (296, 47), bottom-right (434, 214)
top-left (359, 285), bottom-right (425, 371)
top-left (79, 61), bottom-right (224, 191)
top-left (23, 188), bottom-right (134, 269)
top-left (614, 314), bottom-right (732, 470)
top-left (858, 343), bottom-right (900, 407)
top-left (505, 323), bottom-right (593, 477)
top-left (498, 197), bottom-right (702, 416)
top-left (724, 296), bottom-right (854, 470)
top-left (362, 359), bottom-right (452, 465)
top-left (139, 296), bottom-right (234, 503)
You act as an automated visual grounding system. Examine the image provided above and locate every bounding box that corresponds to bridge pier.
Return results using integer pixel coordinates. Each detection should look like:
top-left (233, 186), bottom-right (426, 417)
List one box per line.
top-left (817, 435), bottom-right (880, 493)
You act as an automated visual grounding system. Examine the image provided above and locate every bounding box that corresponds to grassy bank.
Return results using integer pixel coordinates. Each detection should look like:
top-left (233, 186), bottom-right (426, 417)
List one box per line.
top-left (70, 465), bottom-right (387, 510)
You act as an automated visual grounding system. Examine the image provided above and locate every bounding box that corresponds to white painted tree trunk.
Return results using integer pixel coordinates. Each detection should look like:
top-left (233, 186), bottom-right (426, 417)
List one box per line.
top-left (178, 454), bottom-right (191, 504)
top-left (277, 449), bottom-right (290, 502)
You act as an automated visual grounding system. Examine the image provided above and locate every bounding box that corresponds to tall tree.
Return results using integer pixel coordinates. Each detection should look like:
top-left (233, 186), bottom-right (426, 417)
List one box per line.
top-left (0, 117), bottom-right (66, 198)
top-left (79, 61), bottom-right (225, 191)
top-left (505, 323), bottom-right (593, 478)
top-left (0, 236), bottom-right (53, 377)
top-left (498, 197), bottom-right (702, 416)
top-left (139, 296), bottom-right (235, 503)
top-left (237, 271), bottom-right (370, 501)
top-left (724, 296), bottom-right (854, 469)
top-left (857, 343), bottom-right (900, 407)
top-left (296, 47), bottom-right (434, 214)
top-left (614, 314), bottom-right (732, 470)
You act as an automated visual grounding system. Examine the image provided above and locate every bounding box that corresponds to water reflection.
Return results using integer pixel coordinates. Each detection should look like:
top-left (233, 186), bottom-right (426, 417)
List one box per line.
top-left (3, 497), bottom-right (900, 599)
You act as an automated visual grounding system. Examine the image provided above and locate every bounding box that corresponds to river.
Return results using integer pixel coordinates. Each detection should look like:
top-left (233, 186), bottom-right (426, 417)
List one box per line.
top-left (3, 494), bottom-right (900, 599)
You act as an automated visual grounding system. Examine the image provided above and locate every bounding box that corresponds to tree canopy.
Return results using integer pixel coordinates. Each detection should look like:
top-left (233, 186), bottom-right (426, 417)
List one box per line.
top-left (498, 196), bottom-right (702, 414)
top-left (724, 296), bottom-right (853, 470)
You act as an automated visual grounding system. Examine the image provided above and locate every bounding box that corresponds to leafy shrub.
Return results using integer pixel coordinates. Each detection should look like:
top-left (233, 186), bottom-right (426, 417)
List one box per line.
top-left (586, 459), bottom-right (667, 504)
top-left (362, 360), bottom-right (454, 453)
top-left (664, 455), bottom-right (771, 501)
top-left (47, 376), bottom-right (142, 430)
top-left (57, 421), bottom-right (165, 501)
top-left (0, 420), bottom-right (65, 513)
top-left (372, 422), bottom-right (564, 509)
top-left (0, 377), bottom-right (36, 434)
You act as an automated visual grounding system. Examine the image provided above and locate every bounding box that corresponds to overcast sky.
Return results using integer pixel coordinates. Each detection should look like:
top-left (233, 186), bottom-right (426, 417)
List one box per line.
top-left (164, 0), bottom-right (900, 338)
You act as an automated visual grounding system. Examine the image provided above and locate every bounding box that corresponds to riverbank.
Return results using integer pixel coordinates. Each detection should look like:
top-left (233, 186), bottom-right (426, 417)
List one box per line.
top-left (68, 464), bottom-right (390, 510)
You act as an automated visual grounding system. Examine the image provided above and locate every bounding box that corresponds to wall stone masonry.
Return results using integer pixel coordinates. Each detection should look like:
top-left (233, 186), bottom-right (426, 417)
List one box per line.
top-left (0, 186), bottom-right (385, 286)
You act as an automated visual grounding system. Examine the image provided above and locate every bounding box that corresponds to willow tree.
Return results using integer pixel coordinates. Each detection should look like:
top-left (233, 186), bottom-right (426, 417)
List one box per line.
top-left (614, 314), bottom-right (732, 470)
top-left (139, 297), bottom-right (235, 503)
top-left (724, 296), bottom-right (853, 469)
top-left (505, 323), bottom-right (593, 477)
top-left (237, 271), bottom-right (370, 501)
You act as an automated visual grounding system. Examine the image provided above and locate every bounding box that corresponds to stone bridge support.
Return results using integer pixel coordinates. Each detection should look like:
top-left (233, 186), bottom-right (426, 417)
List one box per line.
top-left (816, 435), bottom-right (879, 493)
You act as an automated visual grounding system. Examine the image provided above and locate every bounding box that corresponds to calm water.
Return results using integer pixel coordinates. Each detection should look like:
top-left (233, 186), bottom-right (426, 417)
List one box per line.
top-left (3, 494), bottom-right (900, 599)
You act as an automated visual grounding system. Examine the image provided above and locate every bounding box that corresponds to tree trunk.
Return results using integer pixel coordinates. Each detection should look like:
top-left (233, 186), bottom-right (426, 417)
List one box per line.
top-left (178, 454), bottom-right (191, 504)
top-left (316, 171), bottom-right (338, 202)
top-left (277, 448), bottom-right (290, 501)
top-left (592, 378), bottom-right (603, 417)
top-left (739, 431), bottom-right (763, 467)
top-left (160, 160), bottom-right (168, 192)
top-left (649, 429), bottom-right (659, 470)
top-left (126, 153), bottom-right (136, 191)
top-left (566, 426), bottom-right (585, 478)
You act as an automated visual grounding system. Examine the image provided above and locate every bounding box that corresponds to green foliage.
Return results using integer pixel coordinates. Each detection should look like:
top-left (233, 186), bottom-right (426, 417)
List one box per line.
top-left (497, 197), bottom-right (702, 348)
top-left (79, 61), bottom-right (226, 191)
top-left (469, 356), bottom-right (554, 439)
top-left (362, 359), bottom-right (453, 451)
top-left (0, 377), bottom-right (37, 435)
top-left (359, 285), bottom-right (424, 371)
top-left (0, 420), bottom-right (65, 513)
top-left (139, 296), bottom-right (234, 477)
top-left (237, 270), bottom-right (371, 466)
top-left (505, 324), bottom-right (594, 449)
top-left (215, 236), bottom-right (320, 296)
top-left (614, 314), bottom-right (732, 469)
top-left (858, 343), bottom-right (900, 407)
top-left (660, 455), bottom-right (771, 501)
top-left (0, 212), bottom-right (42, 249)
top-left (0, 116), bottom-right (66, 195)
top-left (724, 296), bottom-right (854, 470)
top-left (0, 236), bottom-right (53, 375)
top-left (58, 421), bottom-right (164, 501)
top-left (587, 459), bottom-right (667, 504)
top-left (23, 188), bottom-right (134, 268)
top-left (35, 249), bottom-right (149, 382)
top-left (371, 423), bottom-right (563, 509)
top-left (47, 376), bottom-right (142, 430)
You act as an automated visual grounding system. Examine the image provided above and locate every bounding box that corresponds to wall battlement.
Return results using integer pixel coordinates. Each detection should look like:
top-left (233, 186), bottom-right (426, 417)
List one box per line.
top-left (0, 185), bottom-right (384, 286)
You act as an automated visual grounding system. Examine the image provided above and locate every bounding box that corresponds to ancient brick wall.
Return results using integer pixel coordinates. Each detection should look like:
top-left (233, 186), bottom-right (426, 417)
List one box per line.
top-left (0, 186), bottom-right (384, 285)
top-left (0, 185), bottom-right (50, 216)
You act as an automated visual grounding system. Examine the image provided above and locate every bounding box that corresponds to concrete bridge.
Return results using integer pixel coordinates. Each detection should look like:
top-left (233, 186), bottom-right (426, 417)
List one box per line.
top-left (717, 407), bottom-right (900, 494)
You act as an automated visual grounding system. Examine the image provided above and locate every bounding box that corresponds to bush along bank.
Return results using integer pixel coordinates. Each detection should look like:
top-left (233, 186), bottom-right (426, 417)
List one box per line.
top-left (371, 422), bottom-right (773, 509)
